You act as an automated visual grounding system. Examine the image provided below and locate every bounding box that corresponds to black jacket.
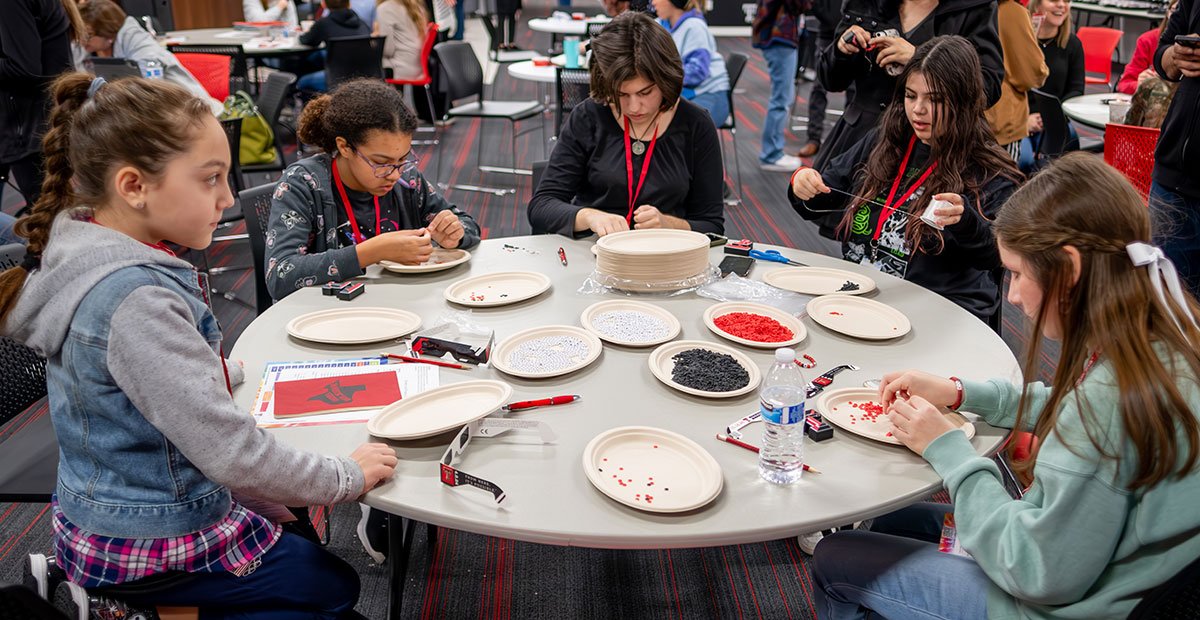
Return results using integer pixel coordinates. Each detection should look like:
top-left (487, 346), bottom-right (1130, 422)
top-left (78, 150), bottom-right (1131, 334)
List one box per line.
top-left (813, 0), bottom-right (1004, 171)
top-left (299, 9), bottom-right (370, 47)
top-left (0, 0), bottom-right (72, 163)
top-left (789, 129), bottom-right (1017, 321)
top-left (1153, 0), bottom-right (1200, 199)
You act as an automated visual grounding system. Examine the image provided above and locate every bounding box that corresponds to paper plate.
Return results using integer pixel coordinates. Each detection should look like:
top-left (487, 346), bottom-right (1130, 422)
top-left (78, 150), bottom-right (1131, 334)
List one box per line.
top-left (595, 229), bottom-right (710, 255)
top-left (702, 301), bottom-right (807, 348)
top-left (490, 325), bottom-right (603, 379)
top-left (763, 266), bottom-right (876, 296)
top-left (444, 271), bottom-right (552, 307)
top-left (806, 295), bottom-right (911, 340)
top-left (285, 307), bottom-right (422, 345)
top-left (367, 380), bottom-right (513, 440)
top-left (647, 340), bottom-right (761, 398)
top-left (815, 387), bottom-right (975, 446)
top-left (580, 300), bottom-right (681, 347)
top-left (380, 248), bottom-right (471, 273)
top-left (582, 426), bottom-right (723, 513)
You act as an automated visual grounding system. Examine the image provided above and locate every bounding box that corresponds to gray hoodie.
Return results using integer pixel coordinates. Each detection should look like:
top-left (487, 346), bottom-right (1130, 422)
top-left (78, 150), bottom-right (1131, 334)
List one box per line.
top-left (1, 210), bottom-right (364, 510)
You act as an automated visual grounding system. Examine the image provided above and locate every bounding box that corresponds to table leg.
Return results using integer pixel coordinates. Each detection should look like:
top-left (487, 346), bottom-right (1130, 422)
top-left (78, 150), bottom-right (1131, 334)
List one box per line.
top-left (387, 513), bottom-right (415, 620)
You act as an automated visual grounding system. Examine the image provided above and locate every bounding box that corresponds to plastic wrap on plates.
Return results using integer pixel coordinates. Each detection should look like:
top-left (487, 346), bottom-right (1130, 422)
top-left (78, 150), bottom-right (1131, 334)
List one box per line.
top-left (578, 265), bottom-right (719, 296)
top-left (696, 273), bottom-right (812, 316)
top-left (408, 310), bottom-right (494, 364)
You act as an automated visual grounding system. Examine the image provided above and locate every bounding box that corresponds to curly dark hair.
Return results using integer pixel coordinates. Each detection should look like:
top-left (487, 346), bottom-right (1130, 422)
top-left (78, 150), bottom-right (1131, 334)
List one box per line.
top-left (588, 11), bottom-right (683, 114)
top-left (297, 79), bottom-right (418, 154)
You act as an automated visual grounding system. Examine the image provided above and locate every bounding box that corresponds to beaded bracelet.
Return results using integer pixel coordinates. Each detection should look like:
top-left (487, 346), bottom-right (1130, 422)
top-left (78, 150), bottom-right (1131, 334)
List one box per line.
top-left (949, 376), bottom-right (964, 410)
top-left (795, 354), bottom-right (818, 369)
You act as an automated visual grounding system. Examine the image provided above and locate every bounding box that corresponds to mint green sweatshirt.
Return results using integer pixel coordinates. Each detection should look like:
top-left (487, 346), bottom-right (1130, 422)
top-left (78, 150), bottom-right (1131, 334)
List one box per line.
top-left (923, 352), bottom-right (1200, 619)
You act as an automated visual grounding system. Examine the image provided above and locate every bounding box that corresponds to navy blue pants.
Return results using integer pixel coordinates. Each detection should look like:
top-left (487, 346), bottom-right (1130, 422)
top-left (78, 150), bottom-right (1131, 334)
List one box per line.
top-left (118, 532), bottom-right (363, 620)
top-left (1150, 181), bottom-right (1200, 297)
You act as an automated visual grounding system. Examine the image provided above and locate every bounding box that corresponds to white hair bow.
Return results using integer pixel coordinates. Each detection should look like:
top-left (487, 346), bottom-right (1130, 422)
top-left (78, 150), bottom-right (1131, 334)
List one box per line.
top-left (1127, 242), bottom-right (1198, 337)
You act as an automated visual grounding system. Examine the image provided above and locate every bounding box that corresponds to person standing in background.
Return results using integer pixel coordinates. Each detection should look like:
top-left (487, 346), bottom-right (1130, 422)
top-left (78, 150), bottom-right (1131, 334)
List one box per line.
top-left (1117, 0), bottom-right (1179, 94)
top-left (242, 0), bottom-right (301, 26)
top-left (376, 0), bottom-right (429, 80)
top-left (753, 0), bottom-right (812, 172)
top-left (1150, 0), bottom-right (1200, 294)
top-left (1019, 0), bottom-right (1083, 171)
top-left (496, 0), bottom-right (522, 50)
top-left (797, 0), bottom-right (841, 159)
top-left (654, 0), bottom-right (731, 126)
top-left (1, 0), bottom-right (81, 215)
top-left (986, 0), bottom-right (1048, 161)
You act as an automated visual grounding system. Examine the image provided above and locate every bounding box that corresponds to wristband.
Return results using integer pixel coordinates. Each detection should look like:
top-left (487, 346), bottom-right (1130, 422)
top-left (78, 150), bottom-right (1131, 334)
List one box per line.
top-left (949, 376), bottom-right (964, 410)
top-left (790, 166), bottom-right (808, 192)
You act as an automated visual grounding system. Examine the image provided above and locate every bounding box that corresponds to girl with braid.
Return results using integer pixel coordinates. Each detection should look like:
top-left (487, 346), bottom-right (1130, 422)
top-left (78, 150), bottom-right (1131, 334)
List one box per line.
top-left (0, 74), bottom-right (395, 618)
top-left (812, 153), bottom-right (1200, 620)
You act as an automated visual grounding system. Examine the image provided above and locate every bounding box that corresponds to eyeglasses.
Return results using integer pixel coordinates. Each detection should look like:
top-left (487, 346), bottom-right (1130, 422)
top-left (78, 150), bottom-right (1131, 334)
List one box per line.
top-left (351, 145), bottom-right (420, 182)
top-left (439, 419), bottom-right (557, 504)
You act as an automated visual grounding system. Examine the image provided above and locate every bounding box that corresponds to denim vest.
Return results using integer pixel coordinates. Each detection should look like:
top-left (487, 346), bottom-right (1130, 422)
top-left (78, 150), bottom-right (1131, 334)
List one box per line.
top-left (51, 263), bottom-right (232, 538)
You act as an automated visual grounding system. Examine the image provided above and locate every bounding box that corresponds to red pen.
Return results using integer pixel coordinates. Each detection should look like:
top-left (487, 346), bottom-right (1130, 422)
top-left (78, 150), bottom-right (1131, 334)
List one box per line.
top-left (380, 352), bottom-right (466, 370)
top-left (715, 433), bottom-right (820, 474)
top-left (557, 247), bottom-right (568, 266)
top-left (502, 395), bottom-right (581, 411)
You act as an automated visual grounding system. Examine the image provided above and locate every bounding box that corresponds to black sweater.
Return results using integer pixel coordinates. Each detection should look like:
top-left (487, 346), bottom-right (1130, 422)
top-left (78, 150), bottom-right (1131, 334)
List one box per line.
top-left (812, 0), bottom-right (1004, 172)
top-left (299, 9), bottom-right (369, 47)
top-left (788, 130), bottom-right (1017, 321)
top-left (528, 99), bottom-right (725, 237)
top-left (0, 0), bottom-right (72, 162)
top-left (1153, 0), bottom-right (1200, 198)
top-left (1039, 33), bottom-right (1085, 102)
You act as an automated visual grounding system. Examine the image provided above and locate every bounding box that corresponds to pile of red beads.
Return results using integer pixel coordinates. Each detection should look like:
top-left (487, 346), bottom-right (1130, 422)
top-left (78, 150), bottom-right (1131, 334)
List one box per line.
top-left (845, 400), bottom-right (886, 425)
top-left (713, 312), bottom-right (794, 343)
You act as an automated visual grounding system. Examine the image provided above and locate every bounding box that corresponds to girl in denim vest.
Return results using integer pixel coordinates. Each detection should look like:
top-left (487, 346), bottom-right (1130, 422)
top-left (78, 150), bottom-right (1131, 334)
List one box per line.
top-left (0, 73), bottom-right (396, 619)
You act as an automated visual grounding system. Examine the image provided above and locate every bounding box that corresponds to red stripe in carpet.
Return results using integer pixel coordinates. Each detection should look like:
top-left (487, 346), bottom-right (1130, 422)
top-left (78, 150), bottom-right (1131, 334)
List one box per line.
top-left (424, 524), bottom-right (446, 620)
top-left (438, 528), bottom-right (456, 619)
top-left (743, 185), bottom-right (791, 244)
top-left (699, 548), bottom-right (720, 618)
top-left (667, 549), bottom-right (682, 620)
top-left (736, 544), bottom-right (765, 619)
top-left (735, 110), bottom-right (760, 135)
top-left (0, 504), bottom-right (49, 563)
top-left (718, 546), bottom-right (744, 620)
top-left (658, 550), bottom-right (673, 620)
top-left (782, 538), bottom-right (817, 618)
top-left (476, 536), bottom-right (492, 620)
top-left (761, 542), bottom-right (793, 619)
top-left (0, 503), bottom-right (18, 529)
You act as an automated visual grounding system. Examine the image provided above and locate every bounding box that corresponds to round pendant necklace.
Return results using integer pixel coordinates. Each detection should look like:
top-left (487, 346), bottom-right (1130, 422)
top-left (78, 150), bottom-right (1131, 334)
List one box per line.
top-left (628, 111), bottom-right (662, 155)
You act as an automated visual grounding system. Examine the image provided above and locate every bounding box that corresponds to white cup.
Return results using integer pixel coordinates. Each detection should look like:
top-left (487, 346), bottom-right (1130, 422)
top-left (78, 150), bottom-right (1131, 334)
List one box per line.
top-left (921, 199), bottom-right (952, 230)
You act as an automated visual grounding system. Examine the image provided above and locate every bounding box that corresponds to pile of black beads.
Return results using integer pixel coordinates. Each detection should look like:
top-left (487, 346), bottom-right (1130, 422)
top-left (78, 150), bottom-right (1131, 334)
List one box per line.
top-left (670, 349), bottom-right (750, 392)
top-left (837, 280), bottom-right (860, 292)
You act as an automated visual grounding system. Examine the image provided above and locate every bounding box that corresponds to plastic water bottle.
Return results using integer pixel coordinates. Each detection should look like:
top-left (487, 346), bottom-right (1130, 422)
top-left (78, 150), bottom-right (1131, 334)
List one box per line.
top-left (140, 59), bottom-right (164, 80)
top-left (759, 348), bottom-right (806, 484)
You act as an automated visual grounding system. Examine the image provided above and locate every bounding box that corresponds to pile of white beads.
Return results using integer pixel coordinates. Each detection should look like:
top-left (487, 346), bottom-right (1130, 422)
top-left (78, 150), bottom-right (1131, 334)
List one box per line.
top-left (590, 311), bottom-right (670, 343)
top-left (506, 336), bottom-right (590, 373)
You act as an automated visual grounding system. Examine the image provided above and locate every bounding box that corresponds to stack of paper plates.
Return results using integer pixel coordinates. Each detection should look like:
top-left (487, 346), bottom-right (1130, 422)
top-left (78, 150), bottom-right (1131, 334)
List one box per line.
top-left (594, 230), bottom-right (711, 291)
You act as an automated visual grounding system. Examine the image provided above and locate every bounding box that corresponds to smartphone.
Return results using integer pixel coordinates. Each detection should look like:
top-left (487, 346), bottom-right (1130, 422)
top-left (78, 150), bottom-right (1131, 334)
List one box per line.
top-left (1176, 35), bottom-right (1200, 48)
top-left (718, 255), bottom-right (754, 278)
top-left (705, 232), bottom-right (729, 247)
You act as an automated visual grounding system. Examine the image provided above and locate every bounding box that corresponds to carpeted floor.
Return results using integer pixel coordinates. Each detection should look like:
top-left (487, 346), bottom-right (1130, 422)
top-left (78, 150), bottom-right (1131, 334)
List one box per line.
top-left (0, 0), bottom-right (1102, 616)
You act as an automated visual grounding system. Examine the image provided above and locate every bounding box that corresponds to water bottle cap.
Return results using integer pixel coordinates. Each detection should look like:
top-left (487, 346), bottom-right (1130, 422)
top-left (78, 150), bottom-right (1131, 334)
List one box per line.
top-left (774, 348), bottom-right (795, 363)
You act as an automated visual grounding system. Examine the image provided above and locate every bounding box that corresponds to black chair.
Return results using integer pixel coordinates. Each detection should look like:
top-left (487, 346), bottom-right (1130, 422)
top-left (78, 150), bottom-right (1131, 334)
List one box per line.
top-left (167, 43), bottom-right (250, 93)
top-left (719, 52), bottom-right (748, 205)
top-left (239, 183), bottom-right (277, 316)
top-left (432, 41), bottom-right (545, 201)
top-left (325, 35), bottom-right (386, 90)
top-left (220, 118), bottom-right (245, 195)
top-left (0, 244), bottom-right (56, 504)
top-left (194, 119), bottom-right (254, 310)
top-left (241, 70), bottom-right (298, 182)
top-left (0, 582), bottom-right (67, 620)
top-left (85, 57), bottom-right (141, 80)
top-left (531, 159), bottom-right (548, 198)
top-left (1128, 554), bottom-right (1200, 619)
top-left (1028, 88), bottom-right (1074, 168)
top-left (554, 67), bottom-right (591, 135)
top-left (479, 14), bottom-right (539, 64)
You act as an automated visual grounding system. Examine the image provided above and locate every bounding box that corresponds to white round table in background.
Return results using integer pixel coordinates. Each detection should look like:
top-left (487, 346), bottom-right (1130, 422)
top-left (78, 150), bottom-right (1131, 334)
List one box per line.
top-left (1062, 92), bottom-right (1131, 130)
top-left (231, 234), bottom-right (1020, 550)
top-left (507, 60), bottom-right (557, 84)
top-left (527, 16), bottom-right (610, 35)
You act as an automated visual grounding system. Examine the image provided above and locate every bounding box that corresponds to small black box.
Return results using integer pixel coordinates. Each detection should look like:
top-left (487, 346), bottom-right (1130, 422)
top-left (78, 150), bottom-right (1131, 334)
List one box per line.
top-left (725, 239), bottom-right (753, 256)
top-left (322, 282), bottom-right (347, 296)
top-left (336, 282), bottom-right (365, 300)
top-left (805, 414), bottom-right (834, 441)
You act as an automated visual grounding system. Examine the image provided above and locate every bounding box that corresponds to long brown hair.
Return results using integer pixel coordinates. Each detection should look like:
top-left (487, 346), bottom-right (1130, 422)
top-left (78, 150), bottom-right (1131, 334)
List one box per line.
top-left (377, 0), bottom-right (429, 31)
top-left (837, 35), bottom-right (1021, 254)
top-left (0, 74), bottom-right (212, 326)
top-left (993, 153), bottom-right (1200, 491)
top-left (60, 0), bottom-right (87, 43)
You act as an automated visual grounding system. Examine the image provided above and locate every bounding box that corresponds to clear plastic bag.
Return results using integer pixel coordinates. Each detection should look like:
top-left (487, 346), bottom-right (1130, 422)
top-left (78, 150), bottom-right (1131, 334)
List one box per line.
top-left (577, 265), bottom-right (719, 297)
top-left (696, 273), bottom-right (812, 316)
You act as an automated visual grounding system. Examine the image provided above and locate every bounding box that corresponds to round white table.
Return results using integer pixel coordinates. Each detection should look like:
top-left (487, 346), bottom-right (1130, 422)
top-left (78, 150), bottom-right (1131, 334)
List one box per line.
top-left (231, 235), bottom-right (1019, 551)
top-left (164, 27), bottom-right (315, 56)
top-left (507, 60), bottom-right (557, 84)
top-left (1062, 92), bottom-right (1132, 130)
top-left (527, 16), bottom-right (611, 36)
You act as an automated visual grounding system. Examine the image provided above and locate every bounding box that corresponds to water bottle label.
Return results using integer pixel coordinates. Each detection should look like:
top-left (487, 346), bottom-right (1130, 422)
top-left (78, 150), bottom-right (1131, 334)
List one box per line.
top-left (760, 399), bottom-right (805, 424)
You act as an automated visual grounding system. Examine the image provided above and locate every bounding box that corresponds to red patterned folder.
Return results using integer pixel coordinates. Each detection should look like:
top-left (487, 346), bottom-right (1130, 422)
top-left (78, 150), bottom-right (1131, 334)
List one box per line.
top-left (273, 370), bottom-right (402, 418)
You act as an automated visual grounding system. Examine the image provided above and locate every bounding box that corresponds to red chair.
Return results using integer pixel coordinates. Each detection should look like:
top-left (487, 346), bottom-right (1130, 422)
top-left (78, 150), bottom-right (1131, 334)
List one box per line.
top-left (174, 52), bottom-right (232, 101)
top-left (1104, 123), bottom-right (1160, 199)
top-left (385, 22), bottom-right (440, 116)
top-left (1076, 27), bottom-right (1124, 86)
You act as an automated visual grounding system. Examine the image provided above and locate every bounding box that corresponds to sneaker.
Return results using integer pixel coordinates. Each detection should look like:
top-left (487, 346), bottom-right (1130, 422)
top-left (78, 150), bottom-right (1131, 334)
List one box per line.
top-left (23, 553), bottom-right (50, 599)
top-left (356, 504), bottom-right (388, 564)
top-left (52, 581), bottom-right (159, 620)
top-left (797, 530), bottom-right (826, 555)
top-left (760, 154), bottom-right (804, 172)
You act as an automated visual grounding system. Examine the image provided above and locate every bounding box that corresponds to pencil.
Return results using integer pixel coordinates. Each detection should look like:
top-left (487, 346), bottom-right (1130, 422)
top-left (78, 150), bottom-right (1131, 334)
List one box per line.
top-left (380, 352), bottom-right (466, 370)
top-left (715, 433), bottom-right (820, 474)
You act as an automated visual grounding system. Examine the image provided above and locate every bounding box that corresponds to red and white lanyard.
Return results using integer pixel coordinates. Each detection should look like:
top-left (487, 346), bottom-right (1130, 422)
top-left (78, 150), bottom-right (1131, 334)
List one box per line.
top-left (624, 116), bottom-right (660, 226)
top-left (332, 157), bottom-right (380, 245)
top-left (874, 135), bottom-right (937, 241)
